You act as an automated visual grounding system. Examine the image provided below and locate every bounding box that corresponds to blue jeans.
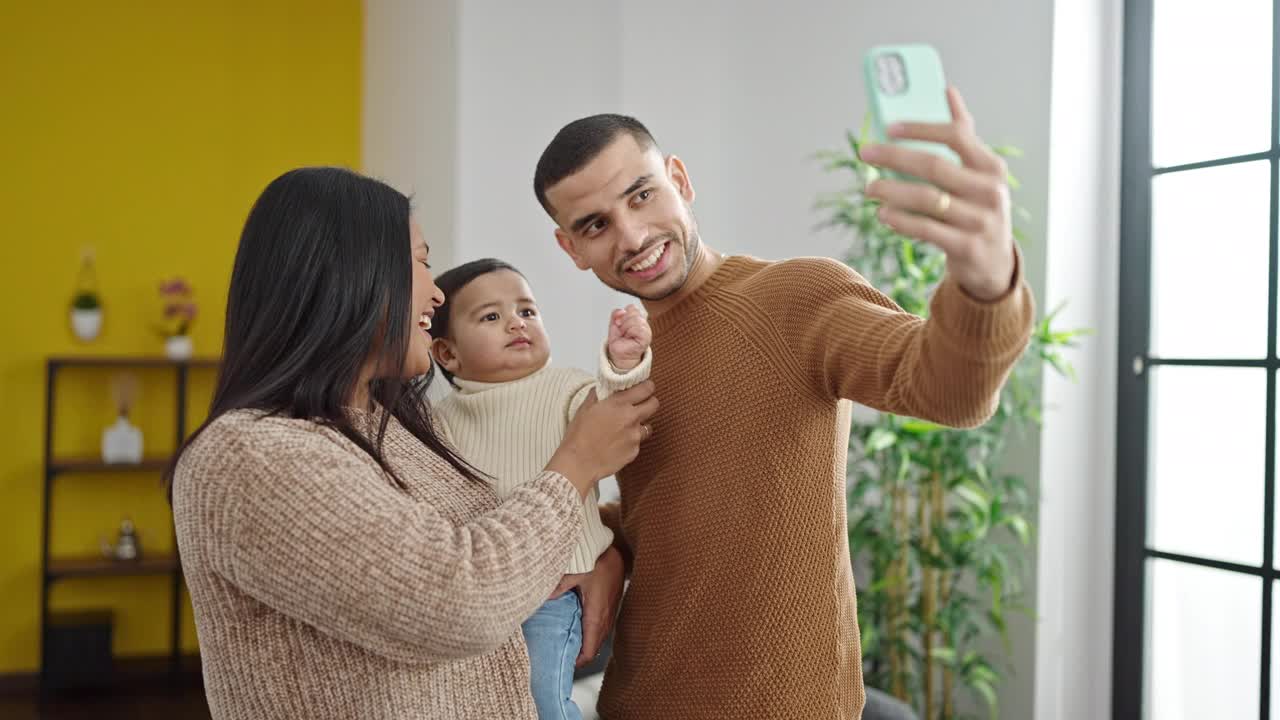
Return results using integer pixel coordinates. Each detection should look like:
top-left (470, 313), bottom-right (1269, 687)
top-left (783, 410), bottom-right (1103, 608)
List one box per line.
top-left (521, 590), bottom-right (583, 720)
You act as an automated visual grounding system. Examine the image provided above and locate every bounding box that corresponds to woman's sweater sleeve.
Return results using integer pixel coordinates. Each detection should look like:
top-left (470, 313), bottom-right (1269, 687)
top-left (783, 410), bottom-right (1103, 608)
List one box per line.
top-left (213, 421), bottom-right (583, 664)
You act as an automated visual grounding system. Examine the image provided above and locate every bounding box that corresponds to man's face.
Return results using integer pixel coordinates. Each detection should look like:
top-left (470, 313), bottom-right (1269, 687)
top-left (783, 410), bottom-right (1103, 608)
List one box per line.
top-left (547, 135), bottom-right (698, 301)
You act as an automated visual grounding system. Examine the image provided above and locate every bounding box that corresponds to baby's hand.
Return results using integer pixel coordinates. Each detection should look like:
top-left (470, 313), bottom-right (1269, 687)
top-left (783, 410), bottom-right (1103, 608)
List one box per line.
top-left (606, 305), bottom-right (651, 371)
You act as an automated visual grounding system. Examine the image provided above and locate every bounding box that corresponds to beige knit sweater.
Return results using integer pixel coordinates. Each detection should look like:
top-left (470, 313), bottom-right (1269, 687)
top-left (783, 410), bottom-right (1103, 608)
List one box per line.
top-left (435, 344), bottom-right (652, 574)
top-left (596, 255), bottom-right (1034, 720)
top-left (172, 408), bottom-right (584, 719)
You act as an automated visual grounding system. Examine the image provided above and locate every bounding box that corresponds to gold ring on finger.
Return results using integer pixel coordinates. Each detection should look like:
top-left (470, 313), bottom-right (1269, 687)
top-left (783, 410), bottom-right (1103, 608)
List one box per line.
top-left (934, 190), bottom-right (952, 217)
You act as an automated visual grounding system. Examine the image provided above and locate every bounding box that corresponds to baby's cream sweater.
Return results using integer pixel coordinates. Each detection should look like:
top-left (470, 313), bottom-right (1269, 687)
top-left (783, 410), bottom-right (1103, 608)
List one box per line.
top-left (434, 345), bottom-right (651, 574)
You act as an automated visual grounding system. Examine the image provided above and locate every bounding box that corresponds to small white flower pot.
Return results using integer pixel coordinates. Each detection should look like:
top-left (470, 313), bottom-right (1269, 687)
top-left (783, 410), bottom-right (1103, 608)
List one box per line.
top-left (164, 335), bottom-right (194, 360)
top-left (70, 308), bottom-right (102, 342)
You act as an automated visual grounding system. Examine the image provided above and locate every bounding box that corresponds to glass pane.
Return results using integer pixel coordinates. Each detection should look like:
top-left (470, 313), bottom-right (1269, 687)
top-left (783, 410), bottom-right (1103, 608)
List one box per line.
top-left (1148, 560), bottom-right (1260, 720)
top-left (1275, 385), bottom-right (1280, 562)
top-left (1149, 366), bottom-right (1264, 565)
top-left (1151, 161), bottom-right (1270, 359)
top-left (1274, 581), bottom-right (1280, 720)
top-left (1152, 0), bottom-right (1272, 167)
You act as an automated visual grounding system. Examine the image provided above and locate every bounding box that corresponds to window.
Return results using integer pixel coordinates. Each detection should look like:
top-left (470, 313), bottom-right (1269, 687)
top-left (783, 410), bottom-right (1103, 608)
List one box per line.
top-left (1114, 2), bottom-right (1280, 718)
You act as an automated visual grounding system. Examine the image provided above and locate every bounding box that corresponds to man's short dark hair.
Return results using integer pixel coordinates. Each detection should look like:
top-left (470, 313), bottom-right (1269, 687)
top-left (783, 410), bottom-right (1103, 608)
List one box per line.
top-left (534, 114), bottom-right (658, 218)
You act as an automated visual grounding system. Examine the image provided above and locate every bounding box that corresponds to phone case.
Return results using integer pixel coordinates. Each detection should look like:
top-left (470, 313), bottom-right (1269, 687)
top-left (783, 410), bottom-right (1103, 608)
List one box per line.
top-left (863, 44), bottom-right (960, 176)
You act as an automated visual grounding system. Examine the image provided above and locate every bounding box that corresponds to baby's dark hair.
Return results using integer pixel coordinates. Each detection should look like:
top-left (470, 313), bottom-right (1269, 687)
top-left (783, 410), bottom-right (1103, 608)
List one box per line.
top-left (427, 257), bottom-right (524, 389)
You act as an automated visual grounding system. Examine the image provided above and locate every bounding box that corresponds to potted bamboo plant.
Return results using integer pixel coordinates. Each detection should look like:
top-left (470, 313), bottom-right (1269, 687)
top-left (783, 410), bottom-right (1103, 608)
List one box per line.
top-left (815, 123), bottom-right (1085, 720)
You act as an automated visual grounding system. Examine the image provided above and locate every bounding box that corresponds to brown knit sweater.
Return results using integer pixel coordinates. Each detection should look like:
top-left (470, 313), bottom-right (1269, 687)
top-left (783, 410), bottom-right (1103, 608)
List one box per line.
top-left (172, 409), bottom-right (584, 719)
top-left (596, 255), bottom-right (1034, 719)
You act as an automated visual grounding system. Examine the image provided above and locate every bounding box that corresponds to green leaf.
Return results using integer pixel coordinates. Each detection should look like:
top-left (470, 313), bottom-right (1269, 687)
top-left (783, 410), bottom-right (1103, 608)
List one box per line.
top-left (900, 419), bottom-right (945, 435)
top-left (72, 292), bottom-right (100, 310)
top-left (953, 482), bottom-right (990, 512)
top-left (866, 427), bottom-right (898, 453)
top-left (929, 647), bottom-right (958, 665)
top-left (896, 446), bottom-right (914, 482)
top-left (970, 663), bottom-right (1000, 687)
top-left (971, 678), bottom-right (998, 718)
top-left (972, 463), bottom-right (991, 487)
top-left (1004, 516), bottom-right (1032, 546)
top-left (900, 238), bottom-right (916, 265)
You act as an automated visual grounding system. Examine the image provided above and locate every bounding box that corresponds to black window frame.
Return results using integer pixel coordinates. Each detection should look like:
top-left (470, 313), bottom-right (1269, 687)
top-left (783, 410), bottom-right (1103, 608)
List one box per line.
top-left (1113, 1), bottom-right (1280, 717)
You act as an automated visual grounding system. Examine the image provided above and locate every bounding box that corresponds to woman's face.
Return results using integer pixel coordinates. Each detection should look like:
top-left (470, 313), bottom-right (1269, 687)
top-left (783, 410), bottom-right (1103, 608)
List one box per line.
top-left (406, 220), bottom-right (444, 378)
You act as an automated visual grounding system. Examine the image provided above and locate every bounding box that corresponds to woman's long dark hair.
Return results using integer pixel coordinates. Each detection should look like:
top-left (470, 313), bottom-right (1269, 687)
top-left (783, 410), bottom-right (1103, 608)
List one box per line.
top-left (165, 167), bottom-right (484, 498)
top-left (424, 257), bottom-right (522, 390)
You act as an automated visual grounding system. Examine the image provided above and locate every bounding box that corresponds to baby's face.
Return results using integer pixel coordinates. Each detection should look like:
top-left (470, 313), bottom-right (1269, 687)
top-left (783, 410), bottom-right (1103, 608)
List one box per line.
top-left (434, 270), bottom-right (552, 384)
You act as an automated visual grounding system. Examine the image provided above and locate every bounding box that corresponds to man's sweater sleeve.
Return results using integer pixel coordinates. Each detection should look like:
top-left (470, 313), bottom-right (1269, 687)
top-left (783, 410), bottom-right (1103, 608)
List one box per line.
top-left (747, 254), bottom-right (1034, 428)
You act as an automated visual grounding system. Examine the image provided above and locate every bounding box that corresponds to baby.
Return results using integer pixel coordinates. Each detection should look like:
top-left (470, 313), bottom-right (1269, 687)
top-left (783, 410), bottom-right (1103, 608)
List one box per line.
top-left (427, 257), bottom-right (651, 720)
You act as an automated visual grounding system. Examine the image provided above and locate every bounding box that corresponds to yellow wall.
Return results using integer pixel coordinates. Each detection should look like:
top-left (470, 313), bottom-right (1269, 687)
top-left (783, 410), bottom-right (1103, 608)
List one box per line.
top-left (0, 1), bottom-right (362, 673)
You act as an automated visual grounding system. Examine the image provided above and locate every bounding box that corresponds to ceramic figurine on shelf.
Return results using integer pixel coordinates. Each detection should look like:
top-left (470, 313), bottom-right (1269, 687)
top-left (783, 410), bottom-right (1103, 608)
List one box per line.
top-left (102, 374), bottom-right (143, 464)
top-left (100, 517), bottom-right (141, 561)
top-left (102, 416), bottom-right (143, 464)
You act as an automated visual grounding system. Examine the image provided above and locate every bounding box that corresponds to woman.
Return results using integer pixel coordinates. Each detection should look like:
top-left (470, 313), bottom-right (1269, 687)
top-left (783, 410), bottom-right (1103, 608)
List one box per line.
top-left (169, 167), bottom-right (656, 719)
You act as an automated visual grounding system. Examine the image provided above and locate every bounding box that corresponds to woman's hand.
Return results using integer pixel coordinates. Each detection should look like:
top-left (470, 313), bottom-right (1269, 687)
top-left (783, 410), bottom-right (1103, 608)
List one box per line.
top-left (547, 381), bottom-right (658, 497)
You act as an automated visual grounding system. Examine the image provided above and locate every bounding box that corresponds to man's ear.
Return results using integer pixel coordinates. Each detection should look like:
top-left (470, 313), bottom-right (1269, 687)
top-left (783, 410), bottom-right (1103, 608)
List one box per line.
top-left (666, 154), bottom-right (695, 204)
top-left (555, 228), bottom-right (591, 271)
top-left (432, 337), bottom-right (461, 374)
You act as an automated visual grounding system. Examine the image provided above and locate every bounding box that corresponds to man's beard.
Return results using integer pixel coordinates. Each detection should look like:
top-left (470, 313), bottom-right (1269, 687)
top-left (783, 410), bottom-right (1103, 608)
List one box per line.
top-left (607, 214), bottom-right (701, 302)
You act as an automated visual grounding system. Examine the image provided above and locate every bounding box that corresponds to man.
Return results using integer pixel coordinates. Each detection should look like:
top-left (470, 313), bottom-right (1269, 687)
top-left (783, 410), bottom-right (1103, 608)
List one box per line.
top-left (540, 88), bottom-right (1033, 719)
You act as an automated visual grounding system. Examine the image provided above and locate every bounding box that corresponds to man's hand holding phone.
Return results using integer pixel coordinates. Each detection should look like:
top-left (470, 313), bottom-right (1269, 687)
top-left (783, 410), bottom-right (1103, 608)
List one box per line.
top-left (861, 87), bottom-right (1016, 302)
top-left (860, 46), bottom-right (1016, 303)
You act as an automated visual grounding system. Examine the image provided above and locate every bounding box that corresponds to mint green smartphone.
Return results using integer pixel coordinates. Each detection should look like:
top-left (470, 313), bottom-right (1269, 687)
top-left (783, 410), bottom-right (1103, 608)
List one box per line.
top-left (863, 44), bottom-right (959, 178)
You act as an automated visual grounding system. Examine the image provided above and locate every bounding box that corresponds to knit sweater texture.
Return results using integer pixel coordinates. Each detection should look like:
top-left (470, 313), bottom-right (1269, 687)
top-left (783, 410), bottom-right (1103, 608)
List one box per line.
top-left (434, 344), bottom-right (652, 574)
top-left (596, 254), bottom-right (1034, 720)
top-left (173, 408), bottom-right (583, 719)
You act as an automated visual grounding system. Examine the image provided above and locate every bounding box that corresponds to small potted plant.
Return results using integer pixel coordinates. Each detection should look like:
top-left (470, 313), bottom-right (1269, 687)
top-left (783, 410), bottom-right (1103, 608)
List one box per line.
top-left (70, 249), bottom-right (103, 342)
top-left (157, 278), bottom-right (197, 360)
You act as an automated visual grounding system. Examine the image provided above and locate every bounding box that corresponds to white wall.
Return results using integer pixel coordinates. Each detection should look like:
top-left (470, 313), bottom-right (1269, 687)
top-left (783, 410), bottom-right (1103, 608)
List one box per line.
top-left (366, 2), bottom-right (1078, 717)
top-left (362, 0), bottom-right (459, 269)
top-left (1036, 0), bottom-right (1122, 718)
top-left (454, 0), bottom-right (628, 369)
top-left (453, 0), bottom-right (1054, 393)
